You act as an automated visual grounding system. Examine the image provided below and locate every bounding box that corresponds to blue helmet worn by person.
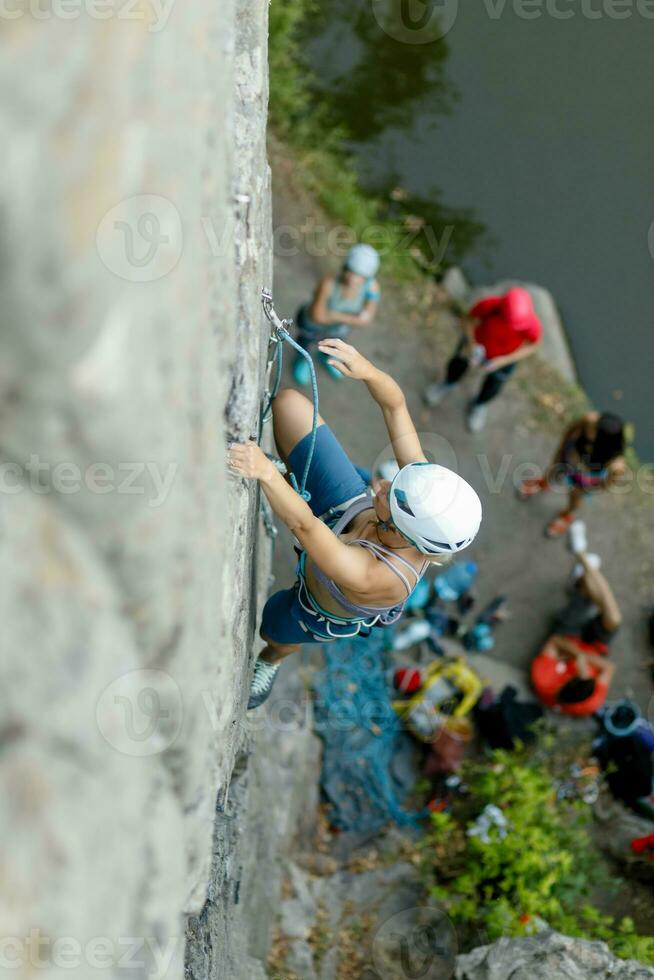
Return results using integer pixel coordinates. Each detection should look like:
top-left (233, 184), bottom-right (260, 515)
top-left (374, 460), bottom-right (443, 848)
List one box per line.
top-left (345, 244), bottom-right (380, 279)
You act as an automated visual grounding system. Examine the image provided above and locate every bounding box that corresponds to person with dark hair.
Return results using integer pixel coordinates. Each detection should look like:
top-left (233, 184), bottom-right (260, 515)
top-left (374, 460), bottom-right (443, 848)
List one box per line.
top-left (531, 550), bottom-right (620, 716)
top-left (423, 287), bottom-right (542, 432)
top-left (229, 341), bottom-right (483, 710)
top-left (519, 411), bottom-right (627, 537)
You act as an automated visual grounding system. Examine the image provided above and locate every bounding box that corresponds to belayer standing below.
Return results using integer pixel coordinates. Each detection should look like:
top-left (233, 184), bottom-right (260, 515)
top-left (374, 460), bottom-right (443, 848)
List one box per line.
top-left (423, 286), bottom-right (542, 432)
top-left (229, 339), bottom-right (482, 709)
top-left (292, 244), bottom-right (380, 386)
top-left (518, 411), bottom-right (627, 538)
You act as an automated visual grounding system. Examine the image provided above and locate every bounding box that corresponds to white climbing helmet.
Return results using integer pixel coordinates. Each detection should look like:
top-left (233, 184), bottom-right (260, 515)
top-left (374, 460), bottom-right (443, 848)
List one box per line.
top-left (389, 462), bottom-right (482, 555)
top-left (346, 243), bottom-right (380, 279)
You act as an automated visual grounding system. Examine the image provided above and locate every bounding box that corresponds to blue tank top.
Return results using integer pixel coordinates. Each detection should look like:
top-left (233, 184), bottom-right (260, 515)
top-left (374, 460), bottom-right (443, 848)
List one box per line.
top-left (300, 493), bottom-right (427, 627)
top-left (298, 278), bottom-right (380, 339)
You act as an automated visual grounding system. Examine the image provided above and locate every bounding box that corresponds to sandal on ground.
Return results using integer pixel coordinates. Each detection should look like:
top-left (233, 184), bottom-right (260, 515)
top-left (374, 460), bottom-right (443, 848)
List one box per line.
top-left (517, 477), bottom-right (548, 500)
top-left (546, 511), bottom-right (575, 538)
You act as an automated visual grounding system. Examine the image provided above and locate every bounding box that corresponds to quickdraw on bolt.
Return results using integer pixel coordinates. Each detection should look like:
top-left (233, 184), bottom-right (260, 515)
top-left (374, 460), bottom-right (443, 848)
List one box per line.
top-left (259, 288), bottom-right (319, 504)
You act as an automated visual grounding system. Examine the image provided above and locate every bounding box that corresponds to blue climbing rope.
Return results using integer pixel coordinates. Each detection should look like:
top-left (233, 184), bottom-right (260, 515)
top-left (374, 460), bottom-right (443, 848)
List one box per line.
top-left (261, 289), bottom-right (319, 503)
top-left (312, 632), bottom-right (427, 832)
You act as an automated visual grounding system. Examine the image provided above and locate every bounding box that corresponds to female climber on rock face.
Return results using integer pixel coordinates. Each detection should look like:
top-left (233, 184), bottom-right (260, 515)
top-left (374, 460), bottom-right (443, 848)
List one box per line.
top-left (228, 339), bottom-right (482, 710)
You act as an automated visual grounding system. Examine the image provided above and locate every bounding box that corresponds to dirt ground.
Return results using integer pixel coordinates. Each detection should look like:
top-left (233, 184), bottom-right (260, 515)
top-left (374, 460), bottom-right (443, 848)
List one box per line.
top-left (268, 140), bottom-right (654, 716)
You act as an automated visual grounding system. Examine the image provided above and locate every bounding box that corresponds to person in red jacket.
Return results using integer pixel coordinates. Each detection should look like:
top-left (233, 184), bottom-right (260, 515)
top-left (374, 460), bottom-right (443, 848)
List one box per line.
top-left (423, 287), bottom-right (542, 432)
top-left (531, 550), bottom-right (620, 717)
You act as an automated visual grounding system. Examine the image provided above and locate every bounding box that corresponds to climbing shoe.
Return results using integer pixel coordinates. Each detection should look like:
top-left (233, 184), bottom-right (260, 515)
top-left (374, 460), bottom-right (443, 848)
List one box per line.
top-left (467, 403), bottom-right (488, 433)
top-left (247, 659), bottom-right (280, 710)
top-left (423, 382), bottom-right (452, 407)
top-left (292, 356), bottom-right (312, 386)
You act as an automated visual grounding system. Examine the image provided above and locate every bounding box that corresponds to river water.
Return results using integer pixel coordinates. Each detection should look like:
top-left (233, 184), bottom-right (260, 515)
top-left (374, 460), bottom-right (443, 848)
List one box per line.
top-left (305, 0), bottom-right (654, 459)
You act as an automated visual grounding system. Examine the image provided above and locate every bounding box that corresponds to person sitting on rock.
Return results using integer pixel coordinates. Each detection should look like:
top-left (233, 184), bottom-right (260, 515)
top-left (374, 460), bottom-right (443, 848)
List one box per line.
top-left (518, 411), bottom-right (627, 538)
top-left (423, 286), bottom-right (542, 433)
top-left (229, 339), bottom-right (482, 709)
top-left (531, 538), bottom-right (620, 717)
top-left (292, 244), bottom-right (380, 386)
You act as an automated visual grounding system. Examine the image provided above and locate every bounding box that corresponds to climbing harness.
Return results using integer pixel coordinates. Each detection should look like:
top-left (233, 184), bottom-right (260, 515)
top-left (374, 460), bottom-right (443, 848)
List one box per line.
top-left (307, 492), bottom-right (427, 626)
top-left (261, 289), bottom-right (319, 503)
top-left (260, 291), bottom-right (286, 428)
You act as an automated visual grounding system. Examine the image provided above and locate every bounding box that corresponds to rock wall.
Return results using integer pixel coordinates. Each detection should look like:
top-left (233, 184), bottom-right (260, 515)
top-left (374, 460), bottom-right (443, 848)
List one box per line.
top-left (455, 931), bottom-right (654, 979)
top-left (0, 3), bottom-right (314, 978)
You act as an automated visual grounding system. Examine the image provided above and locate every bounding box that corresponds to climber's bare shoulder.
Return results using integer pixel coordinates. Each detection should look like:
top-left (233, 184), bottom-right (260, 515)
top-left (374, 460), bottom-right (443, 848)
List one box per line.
top-left (304, 509), bottom-right (419, 611)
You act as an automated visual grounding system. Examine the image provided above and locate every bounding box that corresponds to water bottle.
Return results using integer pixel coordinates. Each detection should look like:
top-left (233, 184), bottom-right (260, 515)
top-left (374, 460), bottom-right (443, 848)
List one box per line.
top-left (425, 606), bottom-right (455, 637)
top-left (434, 561), bottom-right (478, 602)
top-left (405, 577), bottom-right (432, 611)
top-left (475, 626), bottom-right (495, 652)
top-left (392, 619), bottom-right (432, 651)
top-left (464, 623), bottom-right (494, 652)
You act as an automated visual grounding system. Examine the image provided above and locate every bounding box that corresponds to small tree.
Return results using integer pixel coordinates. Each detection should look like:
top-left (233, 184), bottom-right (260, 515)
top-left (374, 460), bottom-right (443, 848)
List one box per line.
top-left (422, 747), bottom-right (654, 965)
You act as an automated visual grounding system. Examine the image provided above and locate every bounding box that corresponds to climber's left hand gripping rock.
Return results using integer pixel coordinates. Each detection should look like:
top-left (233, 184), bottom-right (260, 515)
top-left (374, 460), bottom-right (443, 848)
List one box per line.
top-left (228, 441), bottom-right (275, 483)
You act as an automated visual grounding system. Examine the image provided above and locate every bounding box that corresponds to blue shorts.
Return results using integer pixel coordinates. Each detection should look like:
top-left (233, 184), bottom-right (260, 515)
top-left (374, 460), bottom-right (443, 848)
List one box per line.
top-left (287, 423), bottom-right (367, 520)
top-left (261, 581), bottom-right (368, 645)
top-left (261, 424), bottom-right (368, 645)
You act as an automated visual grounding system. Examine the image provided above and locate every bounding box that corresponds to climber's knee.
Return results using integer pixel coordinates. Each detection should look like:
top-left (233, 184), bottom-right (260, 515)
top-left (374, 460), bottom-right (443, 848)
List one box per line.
top-left (273, 386), bottom-right (312, 415)
top-left (273, 387), bottom-right (325, 458)
top-left (259, 632), bottom-right (301, 664)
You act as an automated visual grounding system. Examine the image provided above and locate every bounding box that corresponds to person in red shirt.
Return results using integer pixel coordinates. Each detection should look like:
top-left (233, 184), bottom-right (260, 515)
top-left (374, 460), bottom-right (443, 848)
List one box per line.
top-left (531, 551), bottom-right (620, 717)
top-left (423, 287), bottom-right (542, 432)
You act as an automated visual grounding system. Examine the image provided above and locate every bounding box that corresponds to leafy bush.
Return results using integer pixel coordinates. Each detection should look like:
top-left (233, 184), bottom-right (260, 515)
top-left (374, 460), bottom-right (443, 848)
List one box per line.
top-left (422, 748), bottom-right (654, 965)
top-left (268, 0), bottom-right (321, 140)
